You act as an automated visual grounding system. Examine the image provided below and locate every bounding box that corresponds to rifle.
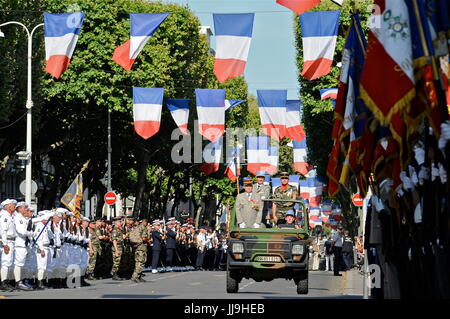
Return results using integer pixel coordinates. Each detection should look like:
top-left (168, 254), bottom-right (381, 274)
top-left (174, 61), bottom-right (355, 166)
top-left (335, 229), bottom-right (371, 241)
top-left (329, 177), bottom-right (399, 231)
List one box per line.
top-left (25, 219), bottom-right (33, 247)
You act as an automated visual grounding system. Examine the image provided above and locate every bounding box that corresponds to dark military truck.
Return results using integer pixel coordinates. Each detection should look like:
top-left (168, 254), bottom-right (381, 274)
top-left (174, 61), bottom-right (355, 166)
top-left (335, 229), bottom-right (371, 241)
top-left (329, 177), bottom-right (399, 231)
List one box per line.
top-left (226, 199), bottom-right (309, 294)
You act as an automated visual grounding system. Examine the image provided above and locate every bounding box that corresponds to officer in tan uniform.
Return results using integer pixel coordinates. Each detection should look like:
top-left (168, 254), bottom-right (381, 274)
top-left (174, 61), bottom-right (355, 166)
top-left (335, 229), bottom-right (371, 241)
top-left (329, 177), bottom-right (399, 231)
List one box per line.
top-left (272, 172), bottom-right (298, 225)
top-left (235, 177), bottom-right (264, 228)
top-left (253, 172), bottom-right (271, 226)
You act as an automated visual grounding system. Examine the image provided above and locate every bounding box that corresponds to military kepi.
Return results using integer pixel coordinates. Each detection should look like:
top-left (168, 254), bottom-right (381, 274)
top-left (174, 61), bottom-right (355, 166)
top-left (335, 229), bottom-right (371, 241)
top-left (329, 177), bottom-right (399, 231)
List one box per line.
top-left (243, 177), bottom-right (253, 185)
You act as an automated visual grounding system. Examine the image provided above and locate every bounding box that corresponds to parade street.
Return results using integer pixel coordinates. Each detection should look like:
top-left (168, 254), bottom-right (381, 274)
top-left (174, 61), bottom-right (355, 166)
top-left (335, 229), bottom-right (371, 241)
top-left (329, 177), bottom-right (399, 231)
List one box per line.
top-left (0, 269), bottom-right (363, 299)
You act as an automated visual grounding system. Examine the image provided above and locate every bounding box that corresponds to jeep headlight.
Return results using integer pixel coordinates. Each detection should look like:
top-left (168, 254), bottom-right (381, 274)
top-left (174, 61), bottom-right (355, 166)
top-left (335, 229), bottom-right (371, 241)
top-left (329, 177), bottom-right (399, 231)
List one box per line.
top-left (232, 242), bottom-right (244, 253)
top-left (292, 244), bottom-right (304, 255)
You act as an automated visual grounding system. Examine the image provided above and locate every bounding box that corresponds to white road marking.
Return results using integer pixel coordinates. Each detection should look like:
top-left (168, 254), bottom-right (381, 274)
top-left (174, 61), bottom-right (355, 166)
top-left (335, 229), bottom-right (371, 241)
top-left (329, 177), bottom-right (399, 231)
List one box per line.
top-left (189, 282), bottom-right (201, 286)
top-left (240, 281), bottom-right (255, 290)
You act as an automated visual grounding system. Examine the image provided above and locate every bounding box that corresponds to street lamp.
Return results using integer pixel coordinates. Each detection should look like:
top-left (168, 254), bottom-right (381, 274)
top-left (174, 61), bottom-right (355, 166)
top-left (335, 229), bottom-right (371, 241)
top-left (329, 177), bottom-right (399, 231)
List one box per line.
top-left (0, 21), bottom-right (44, 204)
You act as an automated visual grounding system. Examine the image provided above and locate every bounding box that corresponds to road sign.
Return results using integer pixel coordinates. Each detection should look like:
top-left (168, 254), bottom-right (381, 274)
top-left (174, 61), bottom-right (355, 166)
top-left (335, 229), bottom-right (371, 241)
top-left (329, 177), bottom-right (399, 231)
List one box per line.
top-left (104, 191), bottom-right (117, 205)
top-left (19, 180), bottom-right (38, 196)
top-left (352, 194), bottom-right (364, 207)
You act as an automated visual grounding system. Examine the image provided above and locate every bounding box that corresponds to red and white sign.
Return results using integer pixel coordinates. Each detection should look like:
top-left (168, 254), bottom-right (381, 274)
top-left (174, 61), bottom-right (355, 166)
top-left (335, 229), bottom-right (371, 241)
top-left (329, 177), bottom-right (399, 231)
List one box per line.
top-left (352, 194), bottom-right (364, 207)
top-left (104, 192), bottom-right (117, 205)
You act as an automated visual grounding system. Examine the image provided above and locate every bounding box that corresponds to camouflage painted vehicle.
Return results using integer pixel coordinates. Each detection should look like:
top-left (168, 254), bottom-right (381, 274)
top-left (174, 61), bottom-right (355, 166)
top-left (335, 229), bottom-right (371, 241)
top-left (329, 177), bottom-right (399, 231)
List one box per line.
top-left (226, 199), bottom-right (310, 294)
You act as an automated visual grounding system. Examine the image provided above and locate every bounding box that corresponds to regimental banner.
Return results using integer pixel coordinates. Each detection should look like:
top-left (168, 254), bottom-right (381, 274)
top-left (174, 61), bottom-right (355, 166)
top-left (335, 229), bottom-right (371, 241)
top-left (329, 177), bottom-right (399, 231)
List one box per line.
top-left (44, 12), bottom-right (85, 78)
top-left (61, 173), bottom-right (83, 219)
top-left (213, 13), bottom-right (254, 83)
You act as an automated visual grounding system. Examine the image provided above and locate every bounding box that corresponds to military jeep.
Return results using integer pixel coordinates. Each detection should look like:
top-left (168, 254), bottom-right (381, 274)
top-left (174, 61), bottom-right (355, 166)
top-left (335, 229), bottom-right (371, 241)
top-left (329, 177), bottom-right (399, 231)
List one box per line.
top-left (226, 199), bottom-right (310, 294)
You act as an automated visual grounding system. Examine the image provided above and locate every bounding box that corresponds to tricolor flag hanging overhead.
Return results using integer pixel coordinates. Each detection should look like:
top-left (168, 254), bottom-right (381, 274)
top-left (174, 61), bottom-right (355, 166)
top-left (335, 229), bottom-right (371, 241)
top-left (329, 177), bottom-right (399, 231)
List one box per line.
top-left (257, 90), bottom-right (287, 141)
top-left (44, 12), bottom-right (85, 79)
top-left (166, 99), bottom-right (190, 135)
top-left (360, 0), bottom-right (415, 126)
top-left (246, 136), bottom-right (270, 176)
top-left (276, 0), bottom-right (321, 15)
top-left (213, 13), bottom-right (254, 83)
top-left (271, 177), bottom-right (281, 194)
top-left (308, 177), bottom-right (323, 208)
top-left (225, 99), bottom-right (245, 111)
top-left (195, 89), bottom-right (226, 142)
top-left (293, 139), bottom-right (312, 175)
top-left (262, 145), bottom-right (279, 175)
top-left (300, 11), bottom-right (340, 80)
top-left (224, 146), bottom-right (241, 181)
top-left (201, 137), bottom-right (223, 176)
top-left (320, 88), bottom-right (338, 100)
top-left (133, 87), bottom-right (164, 139)
top-left (285, 100), bottom-right (306, 142)
top-left (112, 13), bottom-right (169, 71)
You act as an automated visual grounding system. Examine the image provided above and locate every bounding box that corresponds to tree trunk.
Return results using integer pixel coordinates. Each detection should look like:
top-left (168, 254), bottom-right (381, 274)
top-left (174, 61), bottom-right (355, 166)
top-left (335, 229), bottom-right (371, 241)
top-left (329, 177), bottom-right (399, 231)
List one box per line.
top-left (133, 140), bottom-right (150, 218)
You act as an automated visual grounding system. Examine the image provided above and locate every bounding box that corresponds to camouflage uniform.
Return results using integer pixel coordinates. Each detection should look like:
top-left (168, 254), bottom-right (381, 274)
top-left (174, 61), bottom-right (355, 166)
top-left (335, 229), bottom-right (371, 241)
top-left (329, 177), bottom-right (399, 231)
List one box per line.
top-left (273, 184), bottom-right (298, 220)
top-left (130, 224), bottom-right (149, 281)
top-left (111, 227), bottom-right (124, 274)
top-left (87, 227), bottom-right (102, 275)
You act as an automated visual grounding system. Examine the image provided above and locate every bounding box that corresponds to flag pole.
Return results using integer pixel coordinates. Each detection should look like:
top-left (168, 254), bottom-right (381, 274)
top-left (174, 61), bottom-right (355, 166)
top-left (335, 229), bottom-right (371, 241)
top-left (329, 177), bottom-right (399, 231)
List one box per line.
top-left (235, 154), bottom-right (240, 194)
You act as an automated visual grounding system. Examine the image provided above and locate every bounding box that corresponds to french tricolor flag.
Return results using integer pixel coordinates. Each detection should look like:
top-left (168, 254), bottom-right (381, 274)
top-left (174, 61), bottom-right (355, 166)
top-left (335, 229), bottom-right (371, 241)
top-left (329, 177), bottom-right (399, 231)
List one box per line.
top-left (224, 146), bottom-right (241, 181)
top-left (213, 13), bottom-right (254, 83)
top-left (299, 179), bottom-right (310, 199)
top-left (293, 139), bottom-right (312, 175)
top-left (320, 88), bottom-right (338, 100)
top-left (44, 12), bottom-right (85, 79)
top-left (112, 13), bottom-right (169, 71)
top-left (300, 11), bottom-right (340, 80)
top-left (308, 178), bottom-right (323, 208)
top-left (225, 99), bottom-right (245, 112)
top-left (201, 137), bottom-right (223, 176)
top-left (271, 177), bottom-right (281, 194)
top-left (246, 136), bottom-right (269, 176)
top-left (133, 87), bottom-right (164, 139)
top-left (276, 0), bottom-right (321, 15)
top-left (166, 99), bottom-right (190, 135)
top-left (285, 100), bottom-right (306, 142)
top-left (195, 89), bottom-right (226, 142)
top-left (258, 90), bottom-right (287, 141)
top-left (261, 145), bottom-right (279, 175)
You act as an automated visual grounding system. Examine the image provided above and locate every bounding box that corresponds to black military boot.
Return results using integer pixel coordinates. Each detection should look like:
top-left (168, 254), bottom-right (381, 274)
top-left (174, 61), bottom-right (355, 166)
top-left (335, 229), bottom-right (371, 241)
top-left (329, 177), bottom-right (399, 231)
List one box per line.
top-left (138, 274), bottom-right (146, 283)
top-left (60, 278), bottom-right (69, 289)
top-left (85, 273), bottom-right (95, 280)
top-left (0, 280), bottom-right (14, 292)
top-left (112, 273), bottom-right (121, 281)
top-left (16, 280), bottom-right (33, 291)
top-left (81, 276), bottom-right (91, 287)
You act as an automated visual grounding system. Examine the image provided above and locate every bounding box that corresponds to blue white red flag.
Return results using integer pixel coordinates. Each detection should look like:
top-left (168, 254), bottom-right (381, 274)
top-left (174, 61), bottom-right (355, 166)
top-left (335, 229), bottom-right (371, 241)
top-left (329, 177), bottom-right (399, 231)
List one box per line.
top-left (293, 139), bottom-right (312, 175)
top-left (300, 11), bottom-right (340, 80)
top-left (285, 100), bottom-right (306, 142)
top-left (112, 13), bottom-right (169, 71)
top-left (271, 177), bottom-right (281, 194)
top-left (276, 0), bottom-right (321, 15)
top-left (133, 87), bottom-right (164, 139)
top-left (44, 12), bottom-right (85, 78)
top-left (195, 89), bottom-right (226, 142)
top-left (320, 88), bottom-right (338, 100)
top-left (225, 99), bottom-right (245, 111)
top-left (257, 90), bottom-right (287, 141)
top-left (224, 146), bottom-right (241, 181)
top-left (213, 13), bottom-right (254, 83)
top-left (261, 145), bottom-right (279, 175)
top-left (166, 99), bottom-right (190, 135)
top-left (308, 178), bottom-right (323, 208)
top-left (246, 136), bottom-right (270, 176)
top-left (201, 137), bottom-right (223, 175)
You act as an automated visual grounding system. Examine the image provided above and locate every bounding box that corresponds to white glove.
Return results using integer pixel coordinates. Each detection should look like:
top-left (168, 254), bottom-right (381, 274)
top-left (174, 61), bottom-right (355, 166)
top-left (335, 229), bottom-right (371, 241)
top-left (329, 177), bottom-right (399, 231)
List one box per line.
top-left (239, 223), bottom-right (246, 228)
top-left (418, 166), bottom-right (430, 185)
top-left (379, 178), bottom-right (393, 199)
top-left (408, 166), bottom-right (419, 186)
top-left (26, 231), bottom-right (34, 238)
top-left (395, 184), bottom-right (404, 196)
top-left (432, 164), bottom-right (440, 181)
top-left (400, 171), bottom-right (414, 190)
top-left (253, 223), bottom-right (260, 228)
top-left (414, 203), bottom-right (422, 224)
top-left (371, 195), bottom-right (385, 212)
top-left (413, 145), bottom-right (425, 165)
top-left (438, 163), bottom-right (447, 184)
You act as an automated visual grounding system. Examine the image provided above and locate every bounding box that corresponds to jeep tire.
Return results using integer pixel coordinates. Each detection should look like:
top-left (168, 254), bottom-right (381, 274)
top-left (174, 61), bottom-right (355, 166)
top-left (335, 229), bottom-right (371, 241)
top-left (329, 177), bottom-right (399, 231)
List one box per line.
top-left (226, 270), bottom-right (239, 293)
top-left (296, 272), bottom-right (308, 295)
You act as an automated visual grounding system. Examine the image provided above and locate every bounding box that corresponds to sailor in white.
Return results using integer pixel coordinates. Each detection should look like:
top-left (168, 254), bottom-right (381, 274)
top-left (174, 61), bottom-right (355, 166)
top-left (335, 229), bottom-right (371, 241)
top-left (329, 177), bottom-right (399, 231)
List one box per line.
top-left (13, 202), bottom-right (34, 291)
top-left (34, 210), bottom-right (55, 289)
top-left (0, 199), bottom-right (18, 292)
top-left (24, 207), bottom-right (37, 287)
top-left (79, 217), bottom-right (91, 287)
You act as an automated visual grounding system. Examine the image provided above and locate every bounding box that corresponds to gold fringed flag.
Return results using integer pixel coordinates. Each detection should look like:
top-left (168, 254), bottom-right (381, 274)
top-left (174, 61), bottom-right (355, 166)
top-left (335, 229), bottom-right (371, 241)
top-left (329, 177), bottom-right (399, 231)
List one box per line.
top-left (61, 161), bottom-right (89, 219)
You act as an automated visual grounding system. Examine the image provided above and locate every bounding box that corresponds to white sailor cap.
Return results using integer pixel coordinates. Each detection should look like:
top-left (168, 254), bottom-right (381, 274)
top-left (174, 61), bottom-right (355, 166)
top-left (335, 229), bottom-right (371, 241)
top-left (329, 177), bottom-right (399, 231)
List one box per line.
top-left (67, 211), bottom-right (74, 217)
top-left (28, 206), bottom-right (35, 212)
top-left (16, 201), bottom-right (28, 208)
top-left (56, 207), bottom-right (68, 214)
top-left (168, 217), bottom-right (176, 221)
top-left (152, 220), bottom-right (161, 226)
top-left (1, 199), bottom-right (17, 207)
top-left (37, 210), bottom-right (49, 217)
top-left (82, 217), bottom-right (90, 222)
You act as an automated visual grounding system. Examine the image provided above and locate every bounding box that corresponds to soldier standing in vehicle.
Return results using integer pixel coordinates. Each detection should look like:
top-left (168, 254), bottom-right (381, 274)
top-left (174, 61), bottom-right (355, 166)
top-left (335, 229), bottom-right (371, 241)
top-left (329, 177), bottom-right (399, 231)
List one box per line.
top-left (272, 172), bottom-right (298, 225)
top-left (253, 172), bottom-right (271, 226)
top-left (235, 177), bottom-right (263, 228)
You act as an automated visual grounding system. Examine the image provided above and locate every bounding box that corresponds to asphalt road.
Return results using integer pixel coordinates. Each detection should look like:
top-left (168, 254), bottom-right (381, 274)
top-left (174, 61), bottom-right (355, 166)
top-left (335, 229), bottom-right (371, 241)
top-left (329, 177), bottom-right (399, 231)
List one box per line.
top-left (0, 269), bottom-right (363, 299)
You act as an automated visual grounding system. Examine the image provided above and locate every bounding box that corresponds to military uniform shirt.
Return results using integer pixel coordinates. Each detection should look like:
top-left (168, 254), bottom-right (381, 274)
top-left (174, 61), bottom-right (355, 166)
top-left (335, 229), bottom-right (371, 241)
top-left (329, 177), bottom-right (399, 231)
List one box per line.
top-left (0, 209), bottom-right (16, 243)
top-left (273, 184), bottom-right (298, 211)
top-left (111, 227), bottom-right (124, 245)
